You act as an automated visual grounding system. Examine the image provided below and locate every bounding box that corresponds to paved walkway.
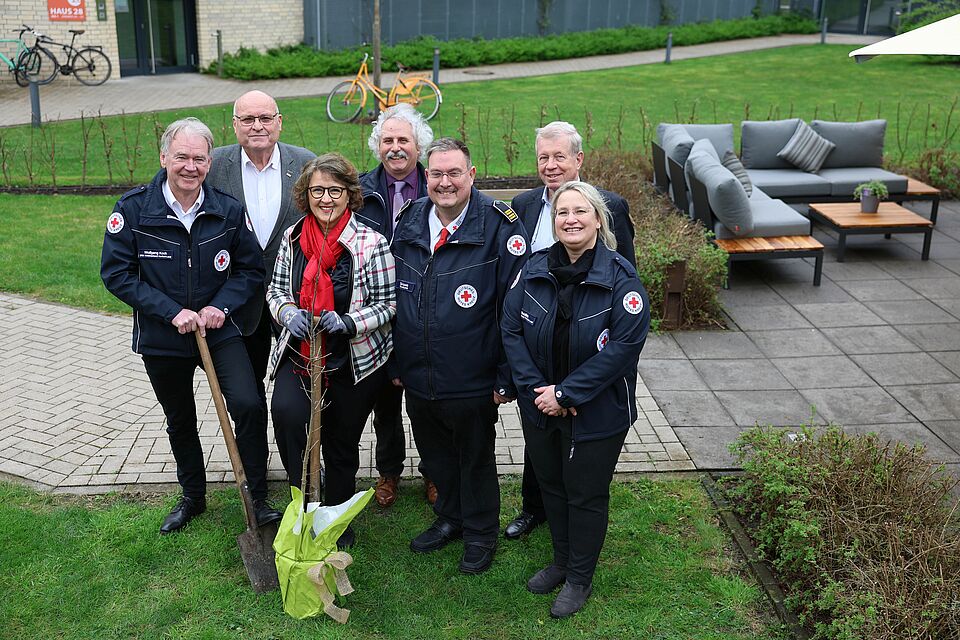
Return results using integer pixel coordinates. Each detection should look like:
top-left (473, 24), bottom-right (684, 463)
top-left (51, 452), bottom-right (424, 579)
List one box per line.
top-left (0, 33), bottom-right (879, 127)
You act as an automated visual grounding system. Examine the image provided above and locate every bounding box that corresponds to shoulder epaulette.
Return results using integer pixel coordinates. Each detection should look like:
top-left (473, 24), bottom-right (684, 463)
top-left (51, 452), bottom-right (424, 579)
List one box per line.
top-left (492, 200), bottom-right (518, 223)
top-left (117, 184), bottom-right (147, 204)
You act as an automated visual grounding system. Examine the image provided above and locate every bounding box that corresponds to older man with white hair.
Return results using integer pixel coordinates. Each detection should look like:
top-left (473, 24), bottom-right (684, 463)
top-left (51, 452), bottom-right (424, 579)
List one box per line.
top-left (358, 103), bottom-right (437, 508)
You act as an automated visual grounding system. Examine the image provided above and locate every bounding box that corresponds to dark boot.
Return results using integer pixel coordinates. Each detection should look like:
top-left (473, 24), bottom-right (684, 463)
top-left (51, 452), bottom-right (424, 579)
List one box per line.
top-left (550, 582), bottom-right (592, 618)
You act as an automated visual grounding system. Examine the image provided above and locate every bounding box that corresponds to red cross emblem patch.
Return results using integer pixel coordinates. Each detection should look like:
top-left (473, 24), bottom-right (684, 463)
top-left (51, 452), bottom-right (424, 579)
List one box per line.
top-left (506, 234), bottom-right (527, 256)
top-left (106, 212), bottom-right (124, 234)
top-left (622, 291), bottom-right (643, 314)
top-left (454, 284), bottom-right (478, 309)
top-left (596, 328), bottom-right (610, 351)
top-left (214, 249), bottom-right (231, 272)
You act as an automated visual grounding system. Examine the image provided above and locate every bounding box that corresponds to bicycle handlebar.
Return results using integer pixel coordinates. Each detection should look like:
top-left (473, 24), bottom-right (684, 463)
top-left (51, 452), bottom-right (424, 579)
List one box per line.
top-left (362, 52), bottom-right (369, 63)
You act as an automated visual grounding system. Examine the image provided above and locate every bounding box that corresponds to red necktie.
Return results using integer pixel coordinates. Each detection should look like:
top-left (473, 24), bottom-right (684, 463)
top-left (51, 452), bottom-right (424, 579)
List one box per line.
top-left (434, 227), bottom-right (449, 252)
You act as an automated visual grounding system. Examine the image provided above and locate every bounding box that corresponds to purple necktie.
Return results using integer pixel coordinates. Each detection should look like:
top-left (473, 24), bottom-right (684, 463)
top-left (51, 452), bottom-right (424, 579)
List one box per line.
top-left (392, 180), bottom-right (406, 229)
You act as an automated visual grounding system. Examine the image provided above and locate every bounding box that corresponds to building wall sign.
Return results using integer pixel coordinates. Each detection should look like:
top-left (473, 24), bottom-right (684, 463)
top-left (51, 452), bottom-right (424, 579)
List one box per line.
top-left (48, 0), bottom-right (87, 21)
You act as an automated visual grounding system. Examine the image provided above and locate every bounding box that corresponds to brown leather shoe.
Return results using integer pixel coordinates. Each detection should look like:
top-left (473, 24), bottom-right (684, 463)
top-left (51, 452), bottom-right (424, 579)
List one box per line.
top-left (375, 475), bottom-right (400, 507)
top-left (423, 476), bottom-right (438, 505)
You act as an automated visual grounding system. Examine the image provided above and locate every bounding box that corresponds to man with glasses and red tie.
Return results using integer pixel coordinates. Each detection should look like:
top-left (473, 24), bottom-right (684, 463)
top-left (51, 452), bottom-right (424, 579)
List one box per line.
top-left (390, 137), bottom-right (530, 575)
top-left (357, 103), bottom-right (437, 509)
top-left (207, 90), bottom-right (315, 489)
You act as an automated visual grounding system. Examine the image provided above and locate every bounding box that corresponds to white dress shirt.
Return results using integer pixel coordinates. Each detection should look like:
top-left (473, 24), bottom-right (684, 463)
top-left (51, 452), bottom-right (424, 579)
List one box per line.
top-left (240, 144), bottom-right (282, 249)
top-left (162, 180), bottom-right (205, 233)
top-left (428, 200), bottom-right (469, 254)
top-left (529, 187), bottom-right (555, 252)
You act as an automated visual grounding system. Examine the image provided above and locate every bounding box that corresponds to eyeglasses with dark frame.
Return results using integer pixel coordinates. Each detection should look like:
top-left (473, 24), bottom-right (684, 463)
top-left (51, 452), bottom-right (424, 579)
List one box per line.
top-left (427, 169), bottom-right (466, 180)
top-left (308, 185), bottom-right (345, 200)
top-left (233, 112), bottom-right (281, 127)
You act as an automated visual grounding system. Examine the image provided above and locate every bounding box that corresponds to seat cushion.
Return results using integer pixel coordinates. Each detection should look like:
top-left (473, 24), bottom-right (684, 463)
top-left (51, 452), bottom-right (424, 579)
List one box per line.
top-left (740, 118), bottom-right (803, 169)
top-left (657, 123), bottom-right (735, 156)
top-left (714, 199), bottom-right (811, 239)
top-left (816, 167), bottom-right (909, 197)
top-left (777, 121), bottom-right (836, 173)
top-left (810, 119), bottom-right (886, 168)
top-left (687, 150), bottom-right (753, 236)
top-left (660, 124), bottom-right (696, 166)
top-left (745, 169), bottom-right (832, 198)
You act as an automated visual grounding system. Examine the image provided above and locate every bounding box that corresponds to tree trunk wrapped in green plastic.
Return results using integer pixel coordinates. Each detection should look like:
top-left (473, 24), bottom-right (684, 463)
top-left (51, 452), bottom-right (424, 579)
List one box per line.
top-left (273, 486), bottom-right (374, 622)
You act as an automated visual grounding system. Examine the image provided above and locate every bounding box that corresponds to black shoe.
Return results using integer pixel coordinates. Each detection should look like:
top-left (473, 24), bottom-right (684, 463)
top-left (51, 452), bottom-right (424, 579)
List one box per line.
top-left (160, 496), bottom-right (206, 534)
top-left (253, 499), bottom-right (283, 526)
top-left (459, 542), bottom-right (496, 574)
top-left (527, 564), bottom-right (567, 594)
top-left (410, 519), bottom-right (462, 553)
top-left (337, 526), bottom-right (356, 550)
top-left (550, 582), bottom-right (592, 618)
top-left (503, 511), bottom-right (544, 539)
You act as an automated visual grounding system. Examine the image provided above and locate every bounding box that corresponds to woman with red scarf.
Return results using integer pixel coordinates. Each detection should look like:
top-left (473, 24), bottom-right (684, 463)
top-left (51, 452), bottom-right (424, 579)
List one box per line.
top-left (267, 153), bottom-right (396, 548)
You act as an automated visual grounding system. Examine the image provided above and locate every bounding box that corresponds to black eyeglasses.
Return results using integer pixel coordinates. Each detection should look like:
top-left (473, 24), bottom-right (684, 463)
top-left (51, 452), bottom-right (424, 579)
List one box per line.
top-left (234, 113), bottom-right (280, 127)
top-left (308, 186), bottom-right (345, 199)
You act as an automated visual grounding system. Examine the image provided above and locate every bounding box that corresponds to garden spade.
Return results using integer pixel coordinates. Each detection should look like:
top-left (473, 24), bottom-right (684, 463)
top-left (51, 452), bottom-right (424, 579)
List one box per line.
top-left (195, 331), bottom-right (279, 594)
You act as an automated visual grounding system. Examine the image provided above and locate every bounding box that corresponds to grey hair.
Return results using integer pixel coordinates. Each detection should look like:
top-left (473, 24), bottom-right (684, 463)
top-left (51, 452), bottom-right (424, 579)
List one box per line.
top-left (550, 181), bottom-right (617, 251)
top-left (536, 120), bottom-right (583, 155)
top-left (367, 103), bottom-right (434, 161)
top-left (424, 137), bottom-right (472, 166)
top-left (160, 117), bottom-right (214, 155)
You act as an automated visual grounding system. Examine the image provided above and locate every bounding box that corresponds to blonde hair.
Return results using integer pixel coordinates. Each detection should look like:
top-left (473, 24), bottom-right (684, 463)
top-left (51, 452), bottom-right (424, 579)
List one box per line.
top-left (550, 181), bottom-right (617, 251)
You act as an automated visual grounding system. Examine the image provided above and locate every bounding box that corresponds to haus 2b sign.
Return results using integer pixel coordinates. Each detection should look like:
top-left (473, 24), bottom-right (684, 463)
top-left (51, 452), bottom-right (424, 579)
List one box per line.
top-left (48, 0), bottom-right (86, 21)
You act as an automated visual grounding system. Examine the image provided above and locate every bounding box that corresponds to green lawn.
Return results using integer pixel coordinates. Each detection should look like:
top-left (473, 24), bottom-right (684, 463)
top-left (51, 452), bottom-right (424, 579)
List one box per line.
top-left (0, 44), bottom-right (956, 186)
top-left (0, 478), bottom-right (781, 640)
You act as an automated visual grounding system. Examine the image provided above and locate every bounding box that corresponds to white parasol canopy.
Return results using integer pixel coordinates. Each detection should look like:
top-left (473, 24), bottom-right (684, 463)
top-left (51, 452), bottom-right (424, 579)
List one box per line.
top-left (849, 12), bottom-right (960, 62)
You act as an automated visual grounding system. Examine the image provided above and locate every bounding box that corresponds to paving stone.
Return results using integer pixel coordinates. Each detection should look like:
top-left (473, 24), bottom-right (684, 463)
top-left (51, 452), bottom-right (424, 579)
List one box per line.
top-left (692, 359), bottom-right (793, 391)
top-left (768, 280), bottom-right (855, 304)
top-left (876, 260), bottom-right (956, 279)
top-left (794, 301), bottom-right (887, 328)
top-left (863, 300), bottom-right (956, 325)
top-left (931, 351), bottom-right (960, 378)
top-left (724, 305), bottom-right (813, 331)
top-left (925, 421), bottom-right (960, 458)
top-left (718, 284), bottom-right (784, 307)
top-left (841, 423), bottom-right (960, 464)
top-left (895, 323), bottom-right (960, 351)
top-left (903, 276), bottom-right (960, 301)
top-left (819, 325), bottom-right (920, 355)
top-left (885, 384), bottom-right (960, 421)
top-left (638, 333), bottom-right (685, 359)
top-left (673, 331), bottom-right (765, 359)
top-left (636, 359), bottom-right (708, 391)
top-left (652, 391), bottom-right (736, 427)
top-left (851, 353), bottom-right (959, 386)
top-left (936, 299), bottom-right (960, 321)
top-left (820, 261), bottom-right (897, 281)
top-left (715, 390), bottom-right (818, 427)
top-left (771, 355), bottom-right (874, 389)
top-left (746, 329), bottom-right (842, 358)
top-left (801, 386), bottom-right (916, 425)
top-left (673, 426), bottom-right (745, 469)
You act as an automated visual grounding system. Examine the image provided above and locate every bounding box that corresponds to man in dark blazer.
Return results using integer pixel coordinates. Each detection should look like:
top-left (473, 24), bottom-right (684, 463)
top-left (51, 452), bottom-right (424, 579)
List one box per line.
top-left (206, 90), bottom-right (316, 466)
top-left (504, 120), bottom-right (637, 540)
top-left (358, 103), bottom-right (437, 509)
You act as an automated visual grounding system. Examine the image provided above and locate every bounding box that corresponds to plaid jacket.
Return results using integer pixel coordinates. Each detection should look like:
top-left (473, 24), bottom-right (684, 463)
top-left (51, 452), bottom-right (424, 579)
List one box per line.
top-left (267, 214), bottom-right (396, 383)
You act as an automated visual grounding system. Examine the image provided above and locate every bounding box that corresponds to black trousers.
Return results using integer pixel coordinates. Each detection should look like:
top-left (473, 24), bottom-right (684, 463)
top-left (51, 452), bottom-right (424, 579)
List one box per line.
top-left (371, 380), bottom-right (406, 477)
top-left (523, 418), bottom-right (627, 585)
top-left (142, 338), bottom-right (269, 501)
top-left (519, 448), bottom-right (546, 520)
top-left (243, 304), bottom-right (275, 411)
top-left (406, 392), bottom-right (500, 544)
top-left (271, 358), bottom-right (385, 506)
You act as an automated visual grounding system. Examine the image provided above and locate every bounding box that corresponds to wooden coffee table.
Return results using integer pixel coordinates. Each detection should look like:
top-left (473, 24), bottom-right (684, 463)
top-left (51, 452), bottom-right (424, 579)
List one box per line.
top-left (808, 202), bottom-right (933, 262)
top-left (892, 178), bottom-right (941, 225)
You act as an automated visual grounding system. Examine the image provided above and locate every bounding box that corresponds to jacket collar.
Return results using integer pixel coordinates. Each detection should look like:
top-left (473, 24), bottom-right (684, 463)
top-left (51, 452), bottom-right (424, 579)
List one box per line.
top-left (395, 186), bottom-right (488, 249)
top-left (141, 169), bottom-right (229, 221)
top-left (526, 239), bottom-right (619, 290)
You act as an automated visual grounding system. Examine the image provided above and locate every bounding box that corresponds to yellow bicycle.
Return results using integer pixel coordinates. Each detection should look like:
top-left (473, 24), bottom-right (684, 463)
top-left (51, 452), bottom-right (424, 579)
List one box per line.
top-left (326, 53), bottom-right (442, 123)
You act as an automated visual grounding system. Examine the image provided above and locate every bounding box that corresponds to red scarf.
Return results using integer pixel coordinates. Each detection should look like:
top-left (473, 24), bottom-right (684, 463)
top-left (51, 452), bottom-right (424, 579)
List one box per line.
top-left (297, 209), bottom-right (351, 368)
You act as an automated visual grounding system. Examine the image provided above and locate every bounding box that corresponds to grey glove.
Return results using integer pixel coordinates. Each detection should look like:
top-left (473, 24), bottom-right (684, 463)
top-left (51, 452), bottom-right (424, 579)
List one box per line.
top-left (319, 310), bottom-right (348, 335)
top-left (280, 306), bottom-right (310, 340)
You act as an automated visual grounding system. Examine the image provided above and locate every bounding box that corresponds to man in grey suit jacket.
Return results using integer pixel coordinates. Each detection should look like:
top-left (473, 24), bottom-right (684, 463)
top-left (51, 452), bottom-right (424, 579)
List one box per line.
top-left (206, 90), bottom-right (316, 455)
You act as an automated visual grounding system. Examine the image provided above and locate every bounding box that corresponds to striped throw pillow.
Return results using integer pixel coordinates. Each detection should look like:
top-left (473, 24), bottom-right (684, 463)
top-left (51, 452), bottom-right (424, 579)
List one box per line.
top-left (721, 150), bottom-right (753, 196)
top-left (777, 120), bottom-right (836, 173)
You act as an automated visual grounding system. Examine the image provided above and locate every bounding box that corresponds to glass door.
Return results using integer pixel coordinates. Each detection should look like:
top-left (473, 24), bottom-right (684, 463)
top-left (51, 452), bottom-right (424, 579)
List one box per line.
top-left (114, 0), bottom-right (198, 75)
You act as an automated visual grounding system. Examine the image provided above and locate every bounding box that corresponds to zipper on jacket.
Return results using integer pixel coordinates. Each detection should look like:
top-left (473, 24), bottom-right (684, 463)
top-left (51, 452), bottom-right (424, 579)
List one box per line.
top-left (421, 251), bottom-right (436, 399)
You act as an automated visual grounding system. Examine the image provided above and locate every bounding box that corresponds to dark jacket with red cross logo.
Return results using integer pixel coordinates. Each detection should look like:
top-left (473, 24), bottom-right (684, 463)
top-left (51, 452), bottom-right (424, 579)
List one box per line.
top-left (390, 187), bottom-right (530, 400)
top-left (100, 169), bottom-right (265, 357)
top-left (501, 241), bottom-right (649, 444)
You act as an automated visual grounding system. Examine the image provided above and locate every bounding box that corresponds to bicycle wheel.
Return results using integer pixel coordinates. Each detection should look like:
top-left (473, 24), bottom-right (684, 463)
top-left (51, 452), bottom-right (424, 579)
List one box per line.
top-left (326, 81), bottom-right (366, 123)
top-left (397, 78), bottom-right (442, 121)
top-left (15, 47), bottom-right (58, 87)
top-left (72, 47), bottom-right (112, 86)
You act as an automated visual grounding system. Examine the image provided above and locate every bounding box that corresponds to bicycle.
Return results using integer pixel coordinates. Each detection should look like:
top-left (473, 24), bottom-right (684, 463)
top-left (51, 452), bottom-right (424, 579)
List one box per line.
top-left (326, 53), bottom-right (442, 123)
top-left (34, 28), bottom-right (112, 86)
top-left (0, 25), bottom-right (58, 87)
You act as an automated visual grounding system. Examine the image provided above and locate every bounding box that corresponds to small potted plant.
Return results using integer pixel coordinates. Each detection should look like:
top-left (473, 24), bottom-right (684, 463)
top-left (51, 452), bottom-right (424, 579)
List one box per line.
top-left (853, 180), bottom-right (889, 213)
